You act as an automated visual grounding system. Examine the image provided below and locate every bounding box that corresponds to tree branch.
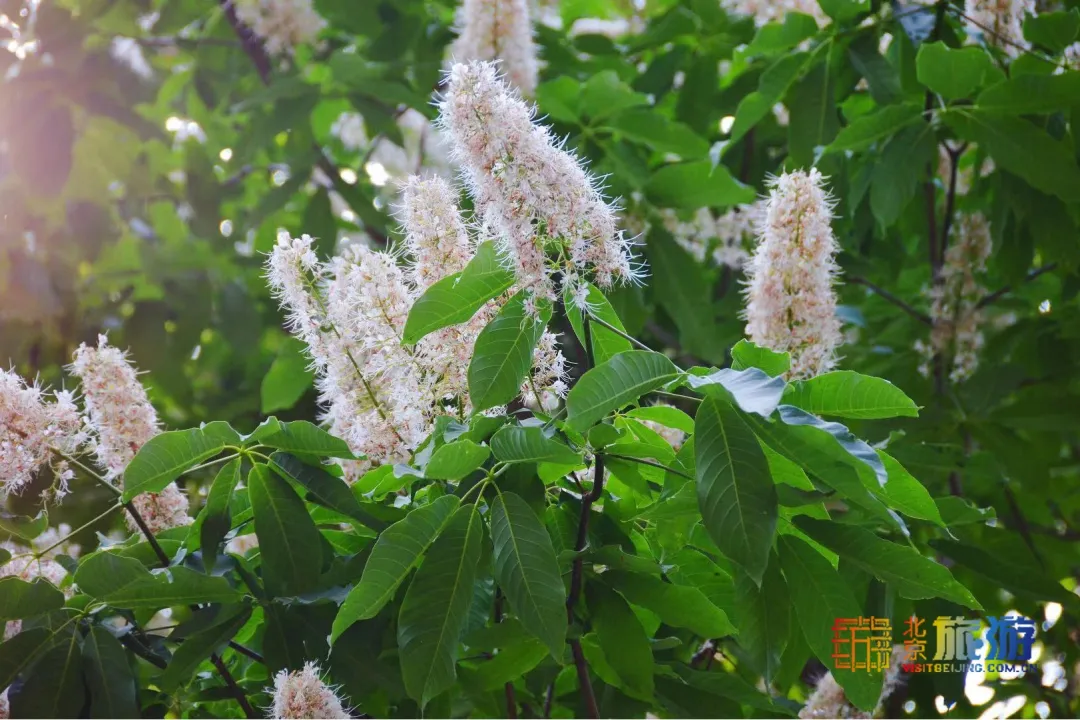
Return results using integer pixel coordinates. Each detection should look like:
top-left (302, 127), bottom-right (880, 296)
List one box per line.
top-left (976, 264), bottom-right (1058, 309)
top-left (848, 277), bottom-right (933, 325)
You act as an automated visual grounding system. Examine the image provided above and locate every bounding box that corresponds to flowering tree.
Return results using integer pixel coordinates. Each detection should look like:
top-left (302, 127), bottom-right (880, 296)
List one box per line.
top-left (1, 0), bottom-right (1079, 718)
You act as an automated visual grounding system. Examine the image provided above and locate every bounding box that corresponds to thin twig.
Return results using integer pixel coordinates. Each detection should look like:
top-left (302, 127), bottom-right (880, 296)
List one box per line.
top-left (33, 503), bottom-right (122, 557)
top-left (976, 264), bottom-right (1058, 309)
top-left (494, 588), bottom-right (517, 719)
top-left (1002, 484), bottom-right (1045, 568)
top-left (949, 8), bottom-right (1070, 70)
top-left (586, 312), bottom-right (653, 352)
top-left (848, 277), bottom-right (933, 325)
top-left (939, 142), bottom-right (966, 251)
top-left (569, 639), bottom-right (601, 718)
top-left (543, 682), bottom-right (555, 718)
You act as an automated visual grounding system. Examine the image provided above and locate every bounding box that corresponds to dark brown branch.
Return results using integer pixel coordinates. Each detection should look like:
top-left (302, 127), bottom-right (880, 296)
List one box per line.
top-left (1002, 484), bottom-right (1045, 568)
top-left (976, 264), bottom-right (1058, 309)
top-left (569, 639), bottom-right (601, 719)
top-left (939, 142), bottom-right (967, 253)
top-left (123, 502), bottom-right (259, 718)
top-left (691, 640), bottom-right (716, 668)
top-left (848, 277), bottom-right (933, 326)
top-left (494, 588), bottom-right (518, 719)
top-left (542, 682), bottom-right (555, 718)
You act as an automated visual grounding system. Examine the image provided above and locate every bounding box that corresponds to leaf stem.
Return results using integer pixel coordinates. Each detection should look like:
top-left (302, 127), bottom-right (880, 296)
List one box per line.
top-left (33, 502), bottom-right (122, 558)
top-left (585, 312), bottom-right (653, 353)
top-left (976, 263), bottom-right (1058, 309)
top-left (847, 277), bottom-right (933, 325)
top-left (55, 451), bottom-right (122, 497)
top-left (600, 453), bottom-right (693, 481)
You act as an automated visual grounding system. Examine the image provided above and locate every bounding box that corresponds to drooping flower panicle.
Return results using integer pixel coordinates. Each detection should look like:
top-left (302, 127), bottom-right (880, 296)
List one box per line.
top-left (661, 202), bottom-right (763, 270)
top-left (743, 168), bottom-right (843, 379)
top-left (70, 336), bottom-right (192, 533)
top-left (438, 60), bottom-right (636, 304)
top-left (233, 0), bottom-right (327, 57)
top-left (799, 646), bottom-right (906, 719)
top-left (964, 0), bottom-right (1034, 58)
top-left (917, 212), bottom-right (993, 383)
top-left (452, 0), bottom-right (539, 96)
top-left (270, 661), bottom-right (352, 719)
top-left (401, 176), bottom-right (475, 289)
top-left (0, 370), bottom-right (82, 502)
top-left (722, 0), bottom-right (828, 28)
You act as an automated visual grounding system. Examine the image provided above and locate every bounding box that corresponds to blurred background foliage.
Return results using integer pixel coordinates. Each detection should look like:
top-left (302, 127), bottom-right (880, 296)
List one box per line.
top-left (2, 0), bottom-right (1080, 716)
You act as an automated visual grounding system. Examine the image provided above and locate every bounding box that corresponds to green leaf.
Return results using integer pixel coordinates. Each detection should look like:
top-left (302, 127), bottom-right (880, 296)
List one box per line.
top-left (869, 122), bottom-right (936, 229)
top-left (782, 371), bottom-right (919, 420)
top-left (625, 405), bottom-right (695, 435)
top-left (490, 426), bottom-right (583, 465)
top-left (745, 13), bottom-right (818, 56)
top-left (877, 452), bottom-right (945, 526)
top-left (83, 626), bottom-right (139, 719)
top-left (730, 340), bottom-right (790, 378)
top-left (249, 463), bottom-right (323, 597)
top-left (606, 109), bottom-right (708, 158)
top-left (468, 290), bottom-right (550, 412)
top-left (732, 558), bottom-right (789, 685)
top-left (1023, 9), bottom-right (1080, 52)
top-left (403, 241), bottom-right (515, 344)
top-left (261, 338), bottom-right (314, 413)
top-left (645, 230), bottom-right (723, 360)
top-left (674, 666), bottom-right (782, 713)
top-left (685, 367), bottom-right (787, 417)
top-left (563, 282), bottom-right (633, 365)
top-left (0, 628), bottom-right (54, 689)
top-left (0, 511), bottom-right (49, 541)
top-left (159, 607), bottom-right (253, 691)
top-left (777, 406), bottom-right (887, 485)
top-left (778, 536), bottom-right (882, 710)
top-left (587, 583), bottom-right (654, 700)
top-left (9, 633), bottom-right (85, 718)
top-left (817, 0), bottom-right (869, 21)
top-left (74, 552), bottom-right (244, 608)
top-left (976, 73), bottom-right (1080, 115)
top-left (122, 421), bottom-right (240, 499)
top-left (463, 636), bottom-right (548, 692)
top-left (425, 440), bottom-right (491, 481)
top-left (331, 495), bottom-right (460, 643)
top-left (257, 420), bottom-right (355, 459)
top-left (942, 108), bottom-right (1080, 203)
top-left (0, 578), bottom-right (65, 621)
top-left (786, 61), bottom-right (839, 166)
top-left (490, 492), bottom-right (567, 659)
top-left (580, 70), bottom-right (649, 122)
top-left (930, 538), bottom-right (1079, 607)
top-left (848, 34), bottom-right (902, 105)
top-left (398, 504), bottom-right (484, 707)
top-left (194, 457), bottom-right (242, 572)
top-left (646, 160), bottom-right (755, 210)
top-left (605, 570), bottom-right (736, 637)
top-left (730, 52), bottom-right (812, 143)
top-left (695, 397), bottom-right (778, 585)
top-left (915, 42), bottom-right (994, 99)
top-left (270, 452), bottom-right (385, 529)
top-left (934, 496), bottom-right (995, 525)
top-left (793, 517), bottom-right (982, 609)
top-left (567, 350), bottom-right (681, 432)
top-left (828, 103), bottom-right (923, 152)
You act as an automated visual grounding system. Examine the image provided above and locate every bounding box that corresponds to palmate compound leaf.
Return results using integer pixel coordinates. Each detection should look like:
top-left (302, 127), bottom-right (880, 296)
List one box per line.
top-left (566, 350), bottom-right (682, 432)
top-left (403, 241), bottom-right (516, 344)
top-left (490, 491), bottom-right (567, 660)
top-left (468, 290), bottom-right (551, 412)
top-left (793, 517), bottom-right (982, 609)
top-left (122, 421), bottom-right (240, 500)
top-left (694, 395), bottom-right (778, 585)
top-left (398, 503), bottom-right (484, 707)
top-left (777, 535), bottom-right (883, 711)
top-left (331, 495), bottom-right (461, 643)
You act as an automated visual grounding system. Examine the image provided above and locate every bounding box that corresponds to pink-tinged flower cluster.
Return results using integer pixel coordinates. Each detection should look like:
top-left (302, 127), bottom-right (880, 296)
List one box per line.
top-left (233, 0), bottom-right (327, 56)
top-left (270, 661), bottom-right (352, 719)
top-left (964, 0), bottom-right (1033, 58)
top-left (453, 0), bottom-right (538, 96)
top-left (937, 143), bottom-right (995, 197)
top-left (401, 176), bottom-right (475, 289)
top-left (2, 523), bottom-right (82, 640)
top-left (70, 336), bottom-right (159, 479)
top-left (438, 61), bottom-right (637, 305)
top-left (799, 646), bottom-right (906, 719)
top-left (70, 336), bottom-right (192, 533)
top-left (522, 331), bottom-right (569, 412)
top-left (637, 403), bottom-right (687, 451)
top-left (743, 169), bottom-right (842, 380)
top-left (0, 370), bottom-right (83, 502)
top-left (661, 202), bottom-right (763, 270)
top-left (916, 212), bottom-right (993, 383)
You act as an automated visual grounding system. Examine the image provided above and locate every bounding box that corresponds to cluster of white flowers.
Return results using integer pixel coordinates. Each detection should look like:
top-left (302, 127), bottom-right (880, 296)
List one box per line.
top-left (0, 370), bottom-right (83, 502)
top-left (722, 0), bottom-right (828, 27)
top-left (233, 0), bottom-right (327, 56)
top-left (438, 61), bottom-right (639, 307)
top-left (743, 169), bottom-right (843, 380)
top-left (661, 202), bottom-right (763, 270)
top-left (452, 0), bottom-right (539, 96)
top-left (110, 37), bottom-right (153, 79)
top-left (799, 646), bottom-right (906, 719)
top-left (916, 212), bottom-right (993, 383)
top-left (270, 172), bottom-right (571, 477)
top-left (70, 336), bottom-right (192, 534)
top-left (330, 112), bottom-right (368, 152)
top-left (964, 0), bottom-right (1034, 57)
top-left (270, 661), bottom-right (352, 719)
top-left (637, 404), bottom-right (687, 451)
